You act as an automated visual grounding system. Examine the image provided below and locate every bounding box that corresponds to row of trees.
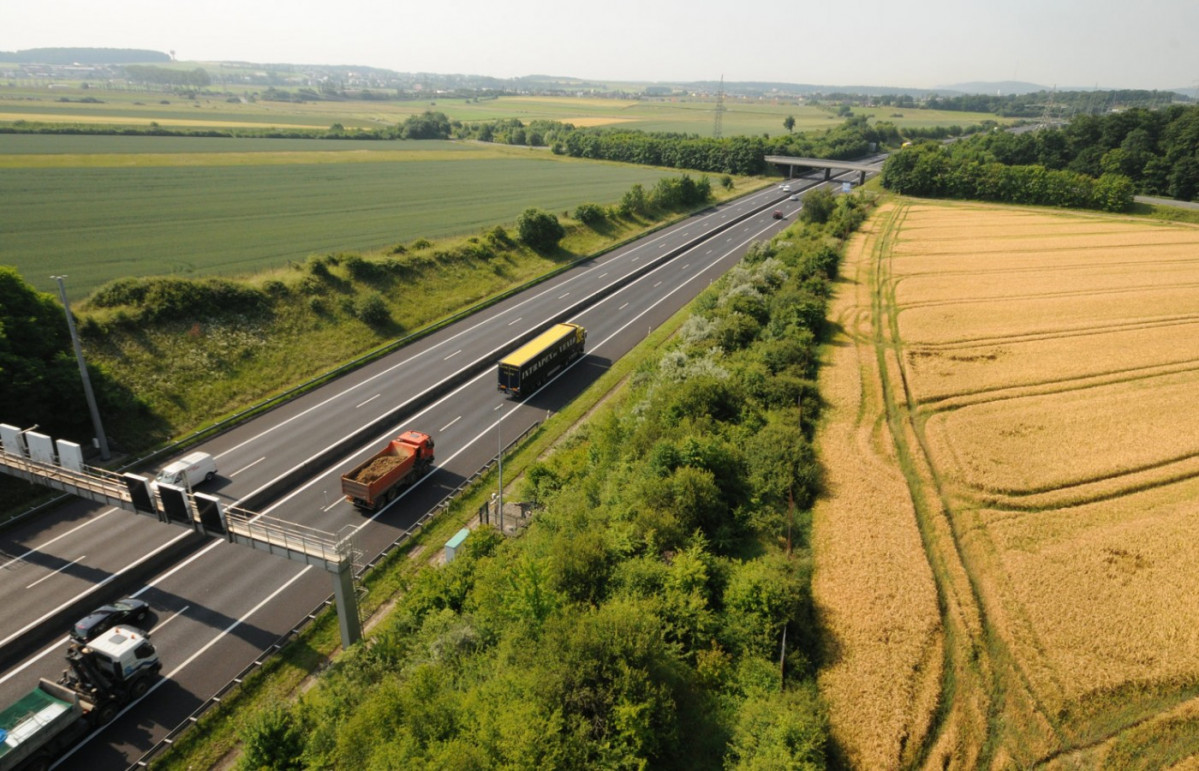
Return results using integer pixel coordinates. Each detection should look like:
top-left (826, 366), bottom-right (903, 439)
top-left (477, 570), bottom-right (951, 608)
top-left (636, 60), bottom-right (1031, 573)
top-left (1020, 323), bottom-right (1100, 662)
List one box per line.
top-left (882, 142), bottom-right (1136, 211)
top-left (518, 174), bottom-right (713, 251)
top-left (237, 197), bottom-right (877, 770)
top-left (454, 115), bottom-right (905, 175)
top-left (923, 89), bottom-right (1189, 117)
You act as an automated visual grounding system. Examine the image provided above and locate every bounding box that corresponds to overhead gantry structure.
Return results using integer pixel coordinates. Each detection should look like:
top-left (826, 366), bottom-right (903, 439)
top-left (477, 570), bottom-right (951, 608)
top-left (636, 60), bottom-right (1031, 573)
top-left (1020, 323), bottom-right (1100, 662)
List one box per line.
top-left (0, 424), bottom-right (365, 648)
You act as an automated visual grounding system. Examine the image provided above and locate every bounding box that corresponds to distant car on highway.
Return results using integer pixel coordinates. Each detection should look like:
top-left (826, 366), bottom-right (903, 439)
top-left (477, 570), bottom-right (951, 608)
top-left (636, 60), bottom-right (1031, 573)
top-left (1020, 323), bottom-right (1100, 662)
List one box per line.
top-left (772, 210), bottom-right (785, 219)
top-left (781, 184), bottom-right (792, 192)
top-left (72, 598), bottom-right (151, 641)
top-left (788, 194), bottom-right (800, 201)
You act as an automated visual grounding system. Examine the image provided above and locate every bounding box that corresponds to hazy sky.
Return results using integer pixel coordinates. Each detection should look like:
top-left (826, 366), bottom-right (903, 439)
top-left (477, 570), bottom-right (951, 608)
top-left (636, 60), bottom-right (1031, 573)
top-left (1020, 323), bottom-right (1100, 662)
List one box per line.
top-left (6, 0), bottom-right (1197, 90)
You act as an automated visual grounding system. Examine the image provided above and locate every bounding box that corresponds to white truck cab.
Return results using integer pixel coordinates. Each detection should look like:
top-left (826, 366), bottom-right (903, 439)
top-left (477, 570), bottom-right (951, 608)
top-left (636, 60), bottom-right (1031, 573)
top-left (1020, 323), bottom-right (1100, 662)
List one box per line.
top-left (153, 451), bottom-right (217, 489)
top-left (85, 627), bottom-right (160, 682)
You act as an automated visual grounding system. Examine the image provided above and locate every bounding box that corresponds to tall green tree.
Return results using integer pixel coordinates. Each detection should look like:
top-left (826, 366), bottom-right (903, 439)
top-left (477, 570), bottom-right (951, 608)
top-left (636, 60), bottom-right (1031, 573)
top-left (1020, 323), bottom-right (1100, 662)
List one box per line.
top-left (0, 267), bottom-right (88, 438)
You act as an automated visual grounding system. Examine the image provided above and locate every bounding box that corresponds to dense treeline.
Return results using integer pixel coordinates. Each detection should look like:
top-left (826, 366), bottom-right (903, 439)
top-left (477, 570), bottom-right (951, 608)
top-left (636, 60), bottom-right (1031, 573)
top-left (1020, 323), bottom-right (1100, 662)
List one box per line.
top-left (963, 105), bottom-right (1199, 200)
top-left (881, 142), bottom-right (1136, 211)
top-left (456, 115), bottom-right (903, 175)
top-left (886, 89), bottom-right (1190, 117)
top-left (237, 195), bottom-right (876, 770)
top-left (883, 104), bottom-right (1199, 206)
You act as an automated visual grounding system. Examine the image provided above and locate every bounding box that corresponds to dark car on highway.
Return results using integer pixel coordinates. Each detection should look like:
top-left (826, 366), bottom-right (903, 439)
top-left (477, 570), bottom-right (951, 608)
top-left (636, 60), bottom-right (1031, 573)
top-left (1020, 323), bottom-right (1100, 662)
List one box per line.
top-left (72, 598), bottom-right (151, 642)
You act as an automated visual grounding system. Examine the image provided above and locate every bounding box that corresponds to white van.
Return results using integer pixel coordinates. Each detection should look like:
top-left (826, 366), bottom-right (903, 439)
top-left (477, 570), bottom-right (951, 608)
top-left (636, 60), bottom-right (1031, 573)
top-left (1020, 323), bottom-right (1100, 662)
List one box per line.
top-left (154, 451), bottom-right (217, 489)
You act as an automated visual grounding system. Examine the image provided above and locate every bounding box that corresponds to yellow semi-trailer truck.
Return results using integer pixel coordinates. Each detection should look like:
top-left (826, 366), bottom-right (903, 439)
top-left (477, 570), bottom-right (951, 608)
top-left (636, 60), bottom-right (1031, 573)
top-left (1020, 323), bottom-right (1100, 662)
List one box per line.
top-left (497, 323), bottom-right (586, 398)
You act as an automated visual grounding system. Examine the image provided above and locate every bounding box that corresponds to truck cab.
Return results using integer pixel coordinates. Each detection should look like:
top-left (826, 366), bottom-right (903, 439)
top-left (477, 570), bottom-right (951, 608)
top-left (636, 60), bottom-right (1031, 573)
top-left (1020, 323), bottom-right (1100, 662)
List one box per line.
top-left (83, 628), bottom-right (160, 684)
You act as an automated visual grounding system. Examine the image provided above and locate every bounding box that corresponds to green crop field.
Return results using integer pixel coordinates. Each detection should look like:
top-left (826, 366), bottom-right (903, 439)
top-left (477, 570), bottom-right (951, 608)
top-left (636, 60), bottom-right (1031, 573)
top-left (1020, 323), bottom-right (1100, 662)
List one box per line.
top-left (0, 84), bottom-right (1010, 137)
top-left (0, 81), bottom-right (1006, 300)
top-left (0, 139), bottom-right (682, 298)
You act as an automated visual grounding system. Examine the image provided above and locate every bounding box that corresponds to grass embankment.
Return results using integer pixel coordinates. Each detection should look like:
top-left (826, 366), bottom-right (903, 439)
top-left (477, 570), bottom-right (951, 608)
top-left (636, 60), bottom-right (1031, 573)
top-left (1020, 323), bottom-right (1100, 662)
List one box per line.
top-left (75, 176), bottom-right (757, 448)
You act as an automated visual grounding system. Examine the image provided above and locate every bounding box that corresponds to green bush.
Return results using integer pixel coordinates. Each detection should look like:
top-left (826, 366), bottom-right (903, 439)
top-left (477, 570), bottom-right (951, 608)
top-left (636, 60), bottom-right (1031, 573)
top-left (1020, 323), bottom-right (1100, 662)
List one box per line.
top-left (574, 202), bottom-right (607, 226)
top-left (355, 293), bottom-right (391, 327)
top-left (798, 188), bottom-right (835, 224)
top-left (306, 255), bottom-right (331, 278)
top-left (485, 225), bottom-right (513, 247)
top-left (516, 208), bottom-right (565, 251)
top-left (343, 254), bottom-right (383, 282)
top-left (238, 702), bottom-right (307, 771)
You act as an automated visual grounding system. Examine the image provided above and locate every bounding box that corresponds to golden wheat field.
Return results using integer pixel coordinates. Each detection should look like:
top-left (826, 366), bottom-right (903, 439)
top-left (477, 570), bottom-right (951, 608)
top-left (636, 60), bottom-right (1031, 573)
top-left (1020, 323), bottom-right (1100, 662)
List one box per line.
top-left (812, 208), bottom-right (942, 769)
top-left (819, 198), bottom-right (1199, 768)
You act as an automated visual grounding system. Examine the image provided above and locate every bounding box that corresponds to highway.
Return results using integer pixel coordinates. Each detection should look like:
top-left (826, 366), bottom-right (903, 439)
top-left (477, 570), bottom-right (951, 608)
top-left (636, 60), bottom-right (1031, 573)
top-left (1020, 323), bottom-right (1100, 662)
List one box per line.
top-left (0, 164), bottom-right (875, 768)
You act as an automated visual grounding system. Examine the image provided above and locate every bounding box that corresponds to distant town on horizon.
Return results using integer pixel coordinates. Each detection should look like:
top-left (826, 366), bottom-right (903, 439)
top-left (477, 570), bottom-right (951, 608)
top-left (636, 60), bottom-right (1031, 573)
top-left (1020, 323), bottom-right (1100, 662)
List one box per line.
top-left (3, 46), bottom-right (1197, 100)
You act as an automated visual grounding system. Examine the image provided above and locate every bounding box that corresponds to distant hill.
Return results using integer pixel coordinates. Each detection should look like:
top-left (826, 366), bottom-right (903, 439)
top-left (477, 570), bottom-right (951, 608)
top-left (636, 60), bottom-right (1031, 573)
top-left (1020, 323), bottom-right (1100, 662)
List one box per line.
top-left (0, 47), bottom-right (170, 64)
top-left (937, 81), bottom-right (1050, 95)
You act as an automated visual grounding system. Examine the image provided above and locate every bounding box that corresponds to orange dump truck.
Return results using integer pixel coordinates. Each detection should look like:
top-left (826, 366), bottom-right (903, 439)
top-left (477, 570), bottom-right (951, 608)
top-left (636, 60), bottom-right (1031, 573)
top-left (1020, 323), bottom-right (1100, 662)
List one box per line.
top-left (341, 430), bottom-right (435, 510)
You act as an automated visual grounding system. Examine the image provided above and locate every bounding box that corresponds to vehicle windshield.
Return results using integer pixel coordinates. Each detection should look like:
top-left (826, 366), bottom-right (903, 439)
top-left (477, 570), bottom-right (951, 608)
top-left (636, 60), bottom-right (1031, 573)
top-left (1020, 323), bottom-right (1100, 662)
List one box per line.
top-left (155, 470), bottom-right (182, 485)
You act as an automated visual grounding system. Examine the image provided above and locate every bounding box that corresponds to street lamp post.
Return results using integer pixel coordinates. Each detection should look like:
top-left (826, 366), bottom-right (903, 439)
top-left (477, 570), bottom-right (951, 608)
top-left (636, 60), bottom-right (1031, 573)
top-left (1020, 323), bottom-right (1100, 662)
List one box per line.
top-left (52, 275), bottom-right (110, 460)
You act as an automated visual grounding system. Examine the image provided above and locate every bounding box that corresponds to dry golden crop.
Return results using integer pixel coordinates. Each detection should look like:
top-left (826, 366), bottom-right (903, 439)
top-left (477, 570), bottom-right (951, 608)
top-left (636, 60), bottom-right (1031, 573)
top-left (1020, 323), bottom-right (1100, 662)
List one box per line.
top-left (819, 197), bottom-right (1199, 766)
top-left (812, 204), bottom-right (942, 769)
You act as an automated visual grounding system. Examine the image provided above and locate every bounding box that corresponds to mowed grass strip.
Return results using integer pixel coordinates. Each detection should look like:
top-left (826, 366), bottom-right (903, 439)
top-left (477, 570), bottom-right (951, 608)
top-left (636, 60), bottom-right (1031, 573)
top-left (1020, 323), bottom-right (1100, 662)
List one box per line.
top-left (0, 153), bottom-right (682, 298)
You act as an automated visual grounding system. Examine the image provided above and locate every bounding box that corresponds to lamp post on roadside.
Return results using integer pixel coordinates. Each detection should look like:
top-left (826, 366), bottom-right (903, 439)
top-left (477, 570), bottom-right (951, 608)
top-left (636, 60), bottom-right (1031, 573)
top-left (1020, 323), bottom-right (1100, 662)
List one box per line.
top-left (52, 275), bottom-right (110, 460)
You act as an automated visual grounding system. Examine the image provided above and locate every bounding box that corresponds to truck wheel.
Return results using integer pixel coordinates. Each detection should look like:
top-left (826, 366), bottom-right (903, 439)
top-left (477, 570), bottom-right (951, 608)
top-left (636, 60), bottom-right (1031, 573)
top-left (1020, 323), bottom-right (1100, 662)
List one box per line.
top-left (96, 703), bottom-right (118, 725)
top-left (132, 678), bottom-right (150, 697)
top-left (205, 471), bottom-right (216, 482)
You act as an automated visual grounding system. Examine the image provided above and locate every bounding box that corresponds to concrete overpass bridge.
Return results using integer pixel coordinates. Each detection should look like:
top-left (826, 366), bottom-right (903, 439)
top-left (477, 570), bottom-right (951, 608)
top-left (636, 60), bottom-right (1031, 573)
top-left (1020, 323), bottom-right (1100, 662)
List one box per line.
top-left (766, 155), bottom-right (883, 186)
